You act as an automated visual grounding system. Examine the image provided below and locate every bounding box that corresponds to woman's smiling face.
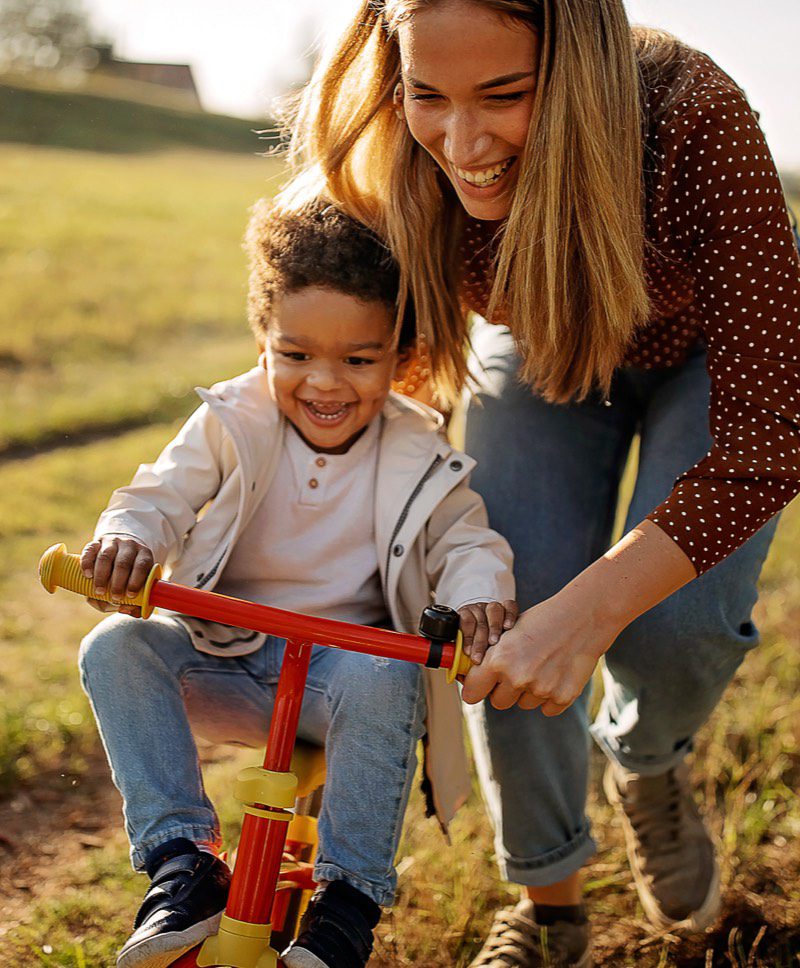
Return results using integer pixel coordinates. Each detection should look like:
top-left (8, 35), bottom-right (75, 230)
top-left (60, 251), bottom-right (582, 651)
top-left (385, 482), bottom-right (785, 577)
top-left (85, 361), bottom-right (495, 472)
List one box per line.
top-left (397, 0), bottom-right (539, 221)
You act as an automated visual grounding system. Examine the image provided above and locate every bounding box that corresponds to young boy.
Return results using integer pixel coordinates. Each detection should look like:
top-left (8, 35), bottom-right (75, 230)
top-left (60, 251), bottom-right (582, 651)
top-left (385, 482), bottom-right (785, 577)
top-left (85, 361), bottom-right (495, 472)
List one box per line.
top-left (78, 200), bottom-right (515, 968)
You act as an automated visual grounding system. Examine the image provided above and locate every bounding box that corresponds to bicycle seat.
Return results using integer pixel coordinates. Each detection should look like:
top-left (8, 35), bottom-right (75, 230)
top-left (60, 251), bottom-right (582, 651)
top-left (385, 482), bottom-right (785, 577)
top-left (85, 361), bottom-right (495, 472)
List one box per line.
top-left (291, 741), bottom-right (326, 798)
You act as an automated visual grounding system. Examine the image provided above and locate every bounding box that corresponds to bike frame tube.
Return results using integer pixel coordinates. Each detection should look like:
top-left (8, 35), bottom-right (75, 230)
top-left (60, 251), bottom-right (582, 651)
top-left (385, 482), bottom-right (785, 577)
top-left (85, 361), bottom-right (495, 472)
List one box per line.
top-left (169, 639), bottom-right (313, 968)
top-left (226, 638), bottom-right (312, 924)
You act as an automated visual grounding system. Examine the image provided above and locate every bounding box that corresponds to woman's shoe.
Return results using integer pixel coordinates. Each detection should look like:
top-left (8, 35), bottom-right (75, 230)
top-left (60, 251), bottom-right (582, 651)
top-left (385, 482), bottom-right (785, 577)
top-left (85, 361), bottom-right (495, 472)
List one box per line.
top-left (469, 899), bottom-right (593, 968)
top-left (603, 760), bottom-right (720, 932)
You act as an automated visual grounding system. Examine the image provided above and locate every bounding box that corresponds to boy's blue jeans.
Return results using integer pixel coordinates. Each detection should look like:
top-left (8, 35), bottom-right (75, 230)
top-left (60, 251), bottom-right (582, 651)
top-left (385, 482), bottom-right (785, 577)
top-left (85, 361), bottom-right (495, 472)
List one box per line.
top-left (463, 320), bottom-right (778, 887)
top-left (79, 614), bottom-right (426, 905)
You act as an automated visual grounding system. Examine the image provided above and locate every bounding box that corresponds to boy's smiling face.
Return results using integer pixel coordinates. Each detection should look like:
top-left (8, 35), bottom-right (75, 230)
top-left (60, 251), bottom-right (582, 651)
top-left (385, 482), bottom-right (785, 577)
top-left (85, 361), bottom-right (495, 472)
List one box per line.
top-left (264, 286), bottom-right (400, 454)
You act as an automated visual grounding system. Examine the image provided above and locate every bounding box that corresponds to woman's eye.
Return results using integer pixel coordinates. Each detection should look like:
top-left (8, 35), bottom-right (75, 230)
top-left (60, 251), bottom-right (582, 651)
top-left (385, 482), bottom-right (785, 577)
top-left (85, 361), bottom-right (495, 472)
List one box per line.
top-left (408, 92), bottom-right (441, 102)
top-left (487, 92), bottom-right (527, 103)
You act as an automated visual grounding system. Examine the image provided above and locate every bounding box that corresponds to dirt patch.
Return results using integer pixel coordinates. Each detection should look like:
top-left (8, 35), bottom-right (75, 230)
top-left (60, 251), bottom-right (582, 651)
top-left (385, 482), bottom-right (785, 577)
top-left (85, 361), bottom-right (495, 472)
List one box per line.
top-left (0, 751), bottom-right (124, 940)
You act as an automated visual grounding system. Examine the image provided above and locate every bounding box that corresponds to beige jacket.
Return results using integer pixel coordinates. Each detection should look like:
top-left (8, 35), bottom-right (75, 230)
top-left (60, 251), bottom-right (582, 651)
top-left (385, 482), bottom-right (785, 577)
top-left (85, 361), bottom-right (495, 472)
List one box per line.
top-left (95, 366), bottom-right (514, 827)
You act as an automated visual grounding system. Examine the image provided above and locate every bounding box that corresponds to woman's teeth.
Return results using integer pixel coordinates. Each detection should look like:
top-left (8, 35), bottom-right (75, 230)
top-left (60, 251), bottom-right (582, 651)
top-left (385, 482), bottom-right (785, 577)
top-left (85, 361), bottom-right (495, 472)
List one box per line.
top-left (305, 401), bottom-right (350, 421)
top-left (455, 157), bottom-right (513, 187)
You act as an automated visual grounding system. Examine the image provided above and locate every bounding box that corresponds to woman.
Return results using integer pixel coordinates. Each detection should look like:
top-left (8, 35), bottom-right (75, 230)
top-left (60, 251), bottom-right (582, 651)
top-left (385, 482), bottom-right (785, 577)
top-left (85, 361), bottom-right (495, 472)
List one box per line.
top-left (279, 2), bottom-right (800, 965)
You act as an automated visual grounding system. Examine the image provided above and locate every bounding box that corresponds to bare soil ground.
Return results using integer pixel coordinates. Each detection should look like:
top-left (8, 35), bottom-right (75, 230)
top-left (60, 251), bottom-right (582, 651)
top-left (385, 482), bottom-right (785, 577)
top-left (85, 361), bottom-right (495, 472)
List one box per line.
top-left (2, 744), bottom-right (799, 967)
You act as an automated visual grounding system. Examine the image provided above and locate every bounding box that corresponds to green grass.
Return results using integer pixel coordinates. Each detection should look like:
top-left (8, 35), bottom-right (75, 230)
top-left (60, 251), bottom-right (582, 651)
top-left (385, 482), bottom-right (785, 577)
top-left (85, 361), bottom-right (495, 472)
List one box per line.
top-left (0, 144), bottom-right (283, 454)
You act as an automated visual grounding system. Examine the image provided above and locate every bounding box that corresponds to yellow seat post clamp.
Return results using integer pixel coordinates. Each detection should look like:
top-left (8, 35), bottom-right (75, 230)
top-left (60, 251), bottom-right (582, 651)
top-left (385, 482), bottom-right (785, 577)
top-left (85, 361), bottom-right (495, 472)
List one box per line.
top-left (38, 543), bottom-right (162, 619)
top-left (234, 766), bottom-right (298, 811)
top-left (197, 914), bottom-right (277, 968)
top-left (243, 805), bottom-right (293, 822)
top-left (446, 630), bottom-right (472, 683)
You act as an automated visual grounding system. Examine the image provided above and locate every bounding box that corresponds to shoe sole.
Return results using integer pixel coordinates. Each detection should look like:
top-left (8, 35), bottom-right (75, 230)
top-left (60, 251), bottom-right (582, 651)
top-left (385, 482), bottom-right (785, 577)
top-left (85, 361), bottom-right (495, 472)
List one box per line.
top-left (116, 910), bottom-right (224, 968)
top-left (282, 947), bottom-right (329, 968)
top-left (603, 766), bottom-right (721, 933)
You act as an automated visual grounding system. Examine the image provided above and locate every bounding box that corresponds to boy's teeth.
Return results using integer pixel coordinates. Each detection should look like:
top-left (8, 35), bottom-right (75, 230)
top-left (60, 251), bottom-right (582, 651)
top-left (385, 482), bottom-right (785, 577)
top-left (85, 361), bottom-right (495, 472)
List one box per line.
top-left (455, 158), bottom-right (512, 186)
top-left (306, 401), bottom-right (349, 420)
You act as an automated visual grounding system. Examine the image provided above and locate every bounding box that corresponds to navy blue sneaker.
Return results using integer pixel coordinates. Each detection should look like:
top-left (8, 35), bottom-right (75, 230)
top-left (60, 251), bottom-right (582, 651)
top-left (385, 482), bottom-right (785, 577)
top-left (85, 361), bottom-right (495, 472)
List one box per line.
top-left (282, 880), bottom-right (381, 968)
top-left (117, 839), bottom-right (230, 968)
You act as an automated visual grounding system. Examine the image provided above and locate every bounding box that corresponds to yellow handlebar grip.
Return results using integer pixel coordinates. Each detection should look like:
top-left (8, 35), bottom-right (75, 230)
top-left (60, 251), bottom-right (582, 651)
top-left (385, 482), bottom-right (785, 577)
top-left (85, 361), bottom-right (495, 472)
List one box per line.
top-left (446, 630), bottom-right (474, 683)
top-left (38, 543), bottom-right (162, 619)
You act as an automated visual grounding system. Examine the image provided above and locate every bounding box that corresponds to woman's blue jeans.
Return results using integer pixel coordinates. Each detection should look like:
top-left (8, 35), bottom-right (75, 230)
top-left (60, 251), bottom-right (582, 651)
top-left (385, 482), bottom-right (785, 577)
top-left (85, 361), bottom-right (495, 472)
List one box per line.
top-left (79, 614), bottom-right (426, 905)
top-left (463, 320), bottom-right (778, 887)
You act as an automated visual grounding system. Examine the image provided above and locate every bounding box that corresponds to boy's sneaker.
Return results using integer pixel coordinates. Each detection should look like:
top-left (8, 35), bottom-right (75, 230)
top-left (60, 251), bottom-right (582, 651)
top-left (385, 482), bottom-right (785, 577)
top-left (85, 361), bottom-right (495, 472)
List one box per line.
top-left (603, 760), bottom-right (720, 931)
top-left (469, 900), bottom-right (592, 967)
top-left (282, 880), bottom-right (381, 968)
top-left (117, 839), bottom-right (230, 968)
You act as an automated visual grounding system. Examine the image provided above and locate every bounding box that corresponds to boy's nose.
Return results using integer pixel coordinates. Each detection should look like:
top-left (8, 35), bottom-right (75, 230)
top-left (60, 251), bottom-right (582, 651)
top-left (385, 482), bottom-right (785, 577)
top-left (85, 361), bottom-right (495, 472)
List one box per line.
top-left (305, 363), bottom-right (342, 391)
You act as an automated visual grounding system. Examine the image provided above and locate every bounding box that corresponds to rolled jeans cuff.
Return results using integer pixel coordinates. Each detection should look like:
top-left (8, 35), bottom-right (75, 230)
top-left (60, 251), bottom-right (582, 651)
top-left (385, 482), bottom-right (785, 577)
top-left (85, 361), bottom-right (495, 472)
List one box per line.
top-left (313, 863), bottom-right (393, 907)
top-left (591, 714), bottom-right (693, 778)
top-left (130, 823), bottom-right (221, 872)
top-left (499, 822), bottom-right (596, 887)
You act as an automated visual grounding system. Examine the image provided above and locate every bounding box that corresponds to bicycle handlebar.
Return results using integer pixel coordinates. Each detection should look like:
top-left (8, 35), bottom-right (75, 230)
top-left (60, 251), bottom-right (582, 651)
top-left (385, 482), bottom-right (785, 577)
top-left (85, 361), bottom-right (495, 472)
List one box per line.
top-left (38, 544), bottom-right (472, 682)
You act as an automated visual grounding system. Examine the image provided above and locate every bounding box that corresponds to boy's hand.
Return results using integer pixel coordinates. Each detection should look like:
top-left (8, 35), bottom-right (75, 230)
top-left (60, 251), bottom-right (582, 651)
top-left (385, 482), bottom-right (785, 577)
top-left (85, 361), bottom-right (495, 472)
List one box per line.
top-left (458, 600), bottom-right (519, 665)
top-left (80, 535), bottom-right (155, 618)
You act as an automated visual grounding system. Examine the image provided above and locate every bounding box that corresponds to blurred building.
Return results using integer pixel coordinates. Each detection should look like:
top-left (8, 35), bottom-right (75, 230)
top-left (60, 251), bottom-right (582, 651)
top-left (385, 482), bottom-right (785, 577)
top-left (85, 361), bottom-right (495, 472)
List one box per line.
top-left (90, 43), bottom-right (201, 111)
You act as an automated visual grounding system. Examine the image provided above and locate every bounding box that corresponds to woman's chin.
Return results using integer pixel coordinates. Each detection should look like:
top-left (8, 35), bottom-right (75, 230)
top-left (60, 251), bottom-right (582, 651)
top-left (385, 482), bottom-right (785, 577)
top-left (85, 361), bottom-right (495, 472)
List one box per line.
top-left (454, 184), bottom-right (514, 221)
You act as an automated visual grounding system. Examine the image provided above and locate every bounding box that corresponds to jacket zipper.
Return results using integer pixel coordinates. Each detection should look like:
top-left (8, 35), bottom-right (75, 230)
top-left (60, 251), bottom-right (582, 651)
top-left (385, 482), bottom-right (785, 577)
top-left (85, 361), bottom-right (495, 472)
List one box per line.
top-left (383, 455), bottom-right (443, 603)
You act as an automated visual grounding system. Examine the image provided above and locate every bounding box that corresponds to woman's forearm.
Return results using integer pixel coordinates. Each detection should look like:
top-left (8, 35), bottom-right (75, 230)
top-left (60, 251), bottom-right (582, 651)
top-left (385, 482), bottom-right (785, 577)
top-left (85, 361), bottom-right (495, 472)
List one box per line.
top-left (461, 519), bottom-right (698, 713)
top-left (561, 519), bottom-right (698, 637)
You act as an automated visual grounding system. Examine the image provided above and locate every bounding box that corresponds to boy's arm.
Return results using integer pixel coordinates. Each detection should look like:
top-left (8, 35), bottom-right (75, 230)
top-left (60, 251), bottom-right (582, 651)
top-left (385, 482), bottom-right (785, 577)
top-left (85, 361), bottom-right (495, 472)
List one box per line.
top-left (425, 474), bottom-right (516, 661)
top-left (94, 403), bottom-right (227, 565)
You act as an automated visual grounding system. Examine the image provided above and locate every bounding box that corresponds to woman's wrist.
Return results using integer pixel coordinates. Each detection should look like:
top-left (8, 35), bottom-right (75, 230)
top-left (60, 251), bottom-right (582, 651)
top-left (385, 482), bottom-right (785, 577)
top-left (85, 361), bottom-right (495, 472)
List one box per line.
top-left (555, 519), bottom-right (697, 639)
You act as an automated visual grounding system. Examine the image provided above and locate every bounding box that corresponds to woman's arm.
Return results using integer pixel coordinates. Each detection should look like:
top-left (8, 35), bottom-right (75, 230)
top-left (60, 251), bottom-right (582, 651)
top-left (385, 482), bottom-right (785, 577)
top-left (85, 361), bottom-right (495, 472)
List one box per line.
top-left (460, 519), bottom-right (696, 714)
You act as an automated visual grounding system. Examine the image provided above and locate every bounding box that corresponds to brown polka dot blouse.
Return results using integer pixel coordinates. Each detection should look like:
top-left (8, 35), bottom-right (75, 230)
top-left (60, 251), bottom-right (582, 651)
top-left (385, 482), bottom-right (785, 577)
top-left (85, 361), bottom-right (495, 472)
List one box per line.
top-left (460, 51), bottom-right (800, 576)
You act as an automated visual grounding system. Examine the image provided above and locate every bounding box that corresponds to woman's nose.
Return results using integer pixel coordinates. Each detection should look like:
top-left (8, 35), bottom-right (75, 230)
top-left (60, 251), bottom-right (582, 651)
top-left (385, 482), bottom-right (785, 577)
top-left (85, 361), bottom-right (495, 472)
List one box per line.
top-left (443, 108), bottom-right (493, 167)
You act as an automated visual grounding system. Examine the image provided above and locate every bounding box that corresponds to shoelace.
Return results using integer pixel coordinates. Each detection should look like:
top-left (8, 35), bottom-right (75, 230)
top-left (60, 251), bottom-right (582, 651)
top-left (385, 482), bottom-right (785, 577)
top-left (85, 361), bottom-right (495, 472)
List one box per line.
top-left (472, 908), bottom-right (548, 967)
top-left (625, 768), bottom-right (685, 857)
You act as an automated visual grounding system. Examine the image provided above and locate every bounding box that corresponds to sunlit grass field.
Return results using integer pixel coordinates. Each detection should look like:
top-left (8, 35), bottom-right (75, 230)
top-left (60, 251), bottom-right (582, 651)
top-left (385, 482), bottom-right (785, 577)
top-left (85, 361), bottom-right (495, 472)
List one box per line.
top-left (0, 81), bottom-right (798, 966)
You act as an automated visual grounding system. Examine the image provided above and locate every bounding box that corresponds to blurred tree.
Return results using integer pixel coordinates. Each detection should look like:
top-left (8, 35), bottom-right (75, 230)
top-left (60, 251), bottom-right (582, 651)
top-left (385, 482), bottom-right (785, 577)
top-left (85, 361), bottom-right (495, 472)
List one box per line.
top-left (0, 0), bottom-right (101, 75)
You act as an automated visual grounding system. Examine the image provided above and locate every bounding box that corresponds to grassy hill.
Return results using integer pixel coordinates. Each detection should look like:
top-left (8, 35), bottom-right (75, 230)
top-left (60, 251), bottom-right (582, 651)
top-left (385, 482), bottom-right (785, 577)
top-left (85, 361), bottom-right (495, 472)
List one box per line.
top-left (0, 79), bottom-right (287, 456)
top-left (0, 76), bottom-right (279, 154)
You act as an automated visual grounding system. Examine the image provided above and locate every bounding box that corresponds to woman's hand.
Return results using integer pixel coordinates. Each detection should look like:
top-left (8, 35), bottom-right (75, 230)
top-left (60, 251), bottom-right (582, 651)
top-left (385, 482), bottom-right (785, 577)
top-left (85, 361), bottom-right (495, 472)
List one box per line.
top-left (460, 592), bottom-right (614, 715)
top-left (458, 599), bottom-right (519, 665)
top-left (460, 521), bottom-right (697, 715)
top-left (80, 534), bottom-right (155, 617)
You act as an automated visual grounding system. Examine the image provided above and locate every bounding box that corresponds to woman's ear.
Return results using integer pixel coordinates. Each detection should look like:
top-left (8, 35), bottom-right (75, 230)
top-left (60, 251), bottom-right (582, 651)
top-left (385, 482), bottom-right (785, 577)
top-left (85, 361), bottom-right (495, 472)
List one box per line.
top-left (393, 82), bottom-right (405, 121)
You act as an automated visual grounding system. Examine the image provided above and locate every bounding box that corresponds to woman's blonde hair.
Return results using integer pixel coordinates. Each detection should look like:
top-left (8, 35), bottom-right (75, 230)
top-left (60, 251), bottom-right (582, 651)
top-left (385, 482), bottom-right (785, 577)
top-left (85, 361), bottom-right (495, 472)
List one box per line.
top-left (278, 1), bottom-right (670, 404)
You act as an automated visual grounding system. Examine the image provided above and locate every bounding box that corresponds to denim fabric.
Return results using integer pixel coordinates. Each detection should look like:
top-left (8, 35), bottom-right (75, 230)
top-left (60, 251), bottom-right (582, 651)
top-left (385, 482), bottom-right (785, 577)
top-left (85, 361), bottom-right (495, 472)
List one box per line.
top-left (463, 319), bottom-right (777, 886)
top-left (79, 614), bottom-right (426, 905)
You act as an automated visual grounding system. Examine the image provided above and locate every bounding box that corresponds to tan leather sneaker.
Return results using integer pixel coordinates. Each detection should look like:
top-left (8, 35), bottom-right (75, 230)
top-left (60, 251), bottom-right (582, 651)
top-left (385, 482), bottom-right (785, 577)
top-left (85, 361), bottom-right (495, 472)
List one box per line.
top-left (469, 899), bottom-right (593, 968)
top-left (603, 759), bottom-right (720, 932)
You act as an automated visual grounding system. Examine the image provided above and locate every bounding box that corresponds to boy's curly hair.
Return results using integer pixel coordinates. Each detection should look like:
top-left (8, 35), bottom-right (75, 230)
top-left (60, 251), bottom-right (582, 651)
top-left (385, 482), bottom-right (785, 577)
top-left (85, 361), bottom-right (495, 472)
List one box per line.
top-left (245, 198), bottom-right (415, 350)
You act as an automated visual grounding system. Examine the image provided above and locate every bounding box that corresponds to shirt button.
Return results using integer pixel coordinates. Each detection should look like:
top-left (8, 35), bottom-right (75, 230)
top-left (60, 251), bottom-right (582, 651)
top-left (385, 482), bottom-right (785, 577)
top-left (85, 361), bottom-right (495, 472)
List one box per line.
top-left (309, 478), bottom-right (319, 489)
top-left (392, 544), bottom-right (404, 557)
top-left (315, 457), bottom-right (326, 468)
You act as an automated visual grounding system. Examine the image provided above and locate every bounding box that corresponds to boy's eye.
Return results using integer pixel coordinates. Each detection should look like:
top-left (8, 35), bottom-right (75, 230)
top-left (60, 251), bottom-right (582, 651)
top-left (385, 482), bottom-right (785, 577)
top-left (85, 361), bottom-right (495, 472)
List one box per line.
top-left (280, 351), bottom-right (310, 362)
top-left (345, 356), bottom-right (376, 366)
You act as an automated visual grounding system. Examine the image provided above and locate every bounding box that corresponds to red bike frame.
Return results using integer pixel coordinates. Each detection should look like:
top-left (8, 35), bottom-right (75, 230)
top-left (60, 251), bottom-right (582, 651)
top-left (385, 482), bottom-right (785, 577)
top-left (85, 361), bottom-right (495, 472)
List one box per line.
top-left (39, 545), bottom-right (465, 968)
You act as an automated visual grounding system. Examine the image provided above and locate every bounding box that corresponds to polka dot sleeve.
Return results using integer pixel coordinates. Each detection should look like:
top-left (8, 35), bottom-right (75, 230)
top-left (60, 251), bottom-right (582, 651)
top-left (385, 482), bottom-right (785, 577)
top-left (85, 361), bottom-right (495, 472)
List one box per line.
top-left (646, 81), bottom-right (800, 573)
